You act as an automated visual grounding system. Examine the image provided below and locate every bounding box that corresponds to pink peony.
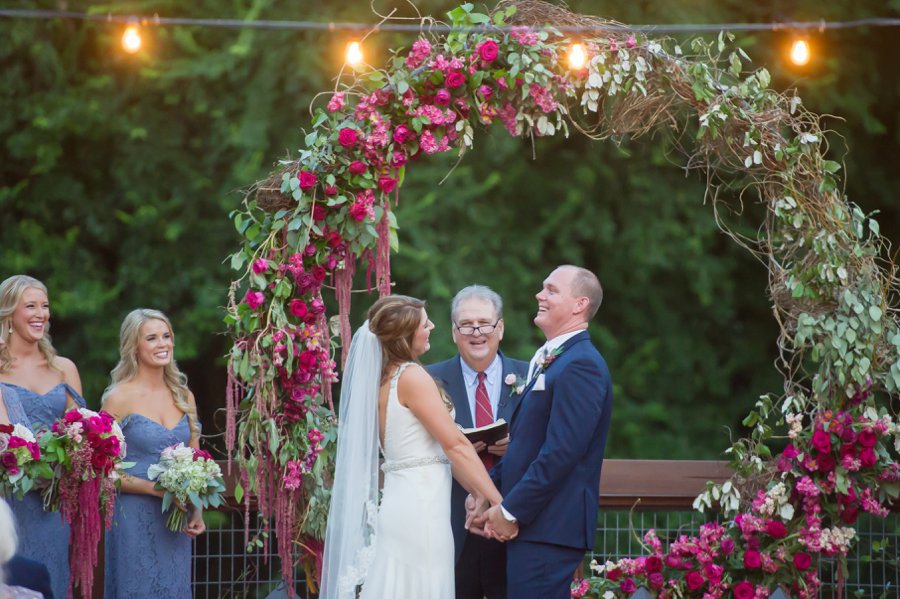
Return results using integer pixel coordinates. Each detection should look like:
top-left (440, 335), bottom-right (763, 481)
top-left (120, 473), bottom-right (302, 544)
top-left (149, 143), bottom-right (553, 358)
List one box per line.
top-left (252, 258), bottom-right (269, 274)
top-left (445, 71), bottom-right (466, 88)
top-left (244, 290), bottom-right (265, 310)
top-left (478, 39), bottom-right (499, 62)
top-left (338, 127), bottom-right (358, 147)
top-left (434, 88), bottom-right (451, 106)
top-left (348, 161), bottom-right (367, 175)
top-left (298, 170), bottom-right (317, 190)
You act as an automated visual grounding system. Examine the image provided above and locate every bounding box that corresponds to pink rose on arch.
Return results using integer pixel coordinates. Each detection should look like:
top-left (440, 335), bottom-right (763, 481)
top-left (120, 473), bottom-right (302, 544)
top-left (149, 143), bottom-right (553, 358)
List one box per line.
top-left (445, 71), bottom-right (465, 88)
top-left (647, 572), bottom-right (664, 590)
top-left (857, 428), bottom-right (877, 447)
top-left (793, 552), bottom-right (812, 571)
top-left (477, 84), bottom-right (493, 100)
top-left (312, 265), bottom-right (327, 282)
top-left (434, 88), bottom-right (451, 106)
top-left (720, 536), bottom-right (735, 555)
top-left (817, 452), bottom-right (836, 472)
top-left (309, 298), bottom-right (326, 316)
top-left (478, 39), bottom-right (499, 63)
top-left (733, 581), bottom-right (754, 599)
top-left (244, 290), bottom-right (265, 310)
top-left (348, 161), bottom-right (367, 175)
top-left (289, 299), bottom-right (308, 319)
top-left (298, 170), bottom-right (317, 190)
top-left (378, 176), bottom-right (397, 193)
top-left (312, 204), bottom-right (327, 221)
top-left (811, 429), bottom-right (832, 454)
top-left (324, 184), bottom-right (338, 196)
top-left (685, 571), bottom-right (705, 591)
top-left (393, 124), bottom-right (410, 144)
top-left (338, 127), bottom-right (358, 147)
top-left (859, 447), bottom-right (877, 467)
top-left (252, 258), bottom-right (269, 274)
top-left (327, 92), bottom-right (345, 112)
top-left (619, 578), bottom-right (636, 594)
top-left (298, 350), bottom-right (318, 371)
top-left (644, 555), bottom-right (662, 573)
top-left (743, 549), bottom-right (762, 569)
top-left (390, 151), bottom-right (407, 168)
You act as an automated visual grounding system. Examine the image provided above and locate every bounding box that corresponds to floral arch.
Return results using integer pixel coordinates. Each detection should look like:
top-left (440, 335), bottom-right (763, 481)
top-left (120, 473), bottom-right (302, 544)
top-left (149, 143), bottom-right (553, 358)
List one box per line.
top-left (224, 1), bottom-right (900, 596)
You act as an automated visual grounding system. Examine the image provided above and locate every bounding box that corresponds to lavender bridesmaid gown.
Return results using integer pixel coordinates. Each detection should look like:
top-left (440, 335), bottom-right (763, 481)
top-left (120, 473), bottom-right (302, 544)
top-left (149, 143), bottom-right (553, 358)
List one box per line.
top-left (1, 381), bottom-right (86, 599)
top-left (104, 413), bottom-right (193, 599)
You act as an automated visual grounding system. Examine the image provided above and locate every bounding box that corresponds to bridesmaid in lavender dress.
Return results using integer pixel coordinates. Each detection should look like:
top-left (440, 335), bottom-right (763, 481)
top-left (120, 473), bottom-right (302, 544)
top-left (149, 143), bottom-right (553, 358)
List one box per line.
top-left (102, 309), bottom-right (205, 599)
top-left (0, 274), bottom-right (85, 599)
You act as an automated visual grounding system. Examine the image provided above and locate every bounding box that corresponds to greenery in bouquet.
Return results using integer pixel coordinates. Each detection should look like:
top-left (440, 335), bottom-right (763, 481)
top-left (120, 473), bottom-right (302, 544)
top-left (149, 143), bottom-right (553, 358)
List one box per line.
top-left (0, 423), bottom-right (52, 500)
top-left (40, 407), bottom-right (130, 599)
top-left (147, 442), bottom-right (226, 532)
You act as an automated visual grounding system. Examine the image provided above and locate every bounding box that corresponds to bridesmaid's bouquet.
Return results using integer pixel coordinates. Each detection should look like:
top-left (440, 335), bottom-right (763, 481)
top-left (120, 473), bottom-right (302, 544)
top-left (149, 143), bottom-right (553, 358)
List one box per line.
top-left (147, 442), bottom-right (225, 531)
top-left (40, 407), bottom-right (131, 599)
top-left (0, 423), bottom-right (51, 499)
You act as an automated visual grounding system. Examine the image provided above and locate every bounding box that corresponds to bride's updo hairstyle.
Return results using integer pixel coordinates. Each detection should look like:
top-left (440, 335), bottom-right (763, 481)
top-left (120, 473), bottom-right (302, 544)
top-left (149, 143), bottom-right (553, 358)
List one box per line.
top-left (367, 294), bottom-right (426, 383)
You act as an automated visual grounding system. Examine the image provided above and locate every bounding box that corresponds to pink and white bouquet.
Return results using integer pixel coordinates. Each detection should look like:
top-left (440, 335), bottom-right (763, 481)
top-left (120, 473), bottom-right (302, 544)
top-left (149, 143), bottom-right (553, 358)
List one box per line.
top-left (0, 423), bottom-right (51, 499)
top-left (40, 407), bottom-right (130, 599)
top-left (147, 442), bottom-right (225, 532)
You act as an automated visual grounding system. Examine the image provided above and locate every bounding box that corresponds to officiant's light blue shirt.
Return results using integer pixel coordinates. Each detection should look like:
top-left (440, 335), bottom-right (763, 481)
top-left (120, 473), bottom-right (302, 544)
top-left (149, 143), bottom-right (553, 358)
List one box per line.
top-left (459, 353), bottom-right (502, 424)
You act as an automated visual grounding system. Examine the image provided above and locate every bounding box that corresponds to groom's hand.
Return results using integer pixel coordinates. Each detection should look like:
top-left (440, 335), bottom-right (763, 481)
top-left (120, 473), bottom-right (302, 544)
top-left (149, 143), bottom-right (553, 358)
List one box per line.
top-left (484, 505), bottom-right (518, 542)
top-left (464, 495), bottom-right (490, 536)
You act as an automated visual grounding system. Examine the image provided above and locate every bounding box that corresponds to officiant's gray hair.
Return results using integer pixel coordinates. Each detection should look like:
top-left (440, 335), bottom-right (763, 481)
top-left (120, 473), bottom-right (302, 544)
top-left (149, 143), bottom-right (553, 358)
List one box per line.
top-left (451, 285), bottom-right (503, 322)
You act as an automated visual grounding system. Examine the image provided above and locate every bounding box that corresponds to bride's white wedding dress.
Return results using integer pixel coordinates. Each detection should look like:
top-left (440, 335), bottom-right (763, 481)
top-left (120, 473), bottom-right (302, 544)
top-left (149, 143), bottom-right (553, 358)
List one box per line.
top-left (360, 362), bottom-right (455, 599)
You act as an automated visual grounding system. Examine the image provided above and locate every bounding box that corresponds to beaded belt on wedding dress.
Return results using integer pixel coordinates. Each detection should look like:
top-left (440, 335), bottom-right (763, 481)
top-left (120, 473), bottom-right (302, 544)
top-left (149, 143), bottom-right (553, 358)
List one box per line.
top-left (381, 455), bottom-right (450, 473)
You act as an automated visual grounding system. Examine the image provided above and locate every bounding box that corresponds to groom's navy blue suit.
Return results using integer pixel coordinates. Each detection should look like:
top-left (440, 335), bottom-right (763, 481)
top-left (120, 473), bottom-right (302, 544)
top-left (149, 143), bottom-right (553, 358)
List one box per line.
top-left (492, 330), bottom-right (612, 599)
top-left (427, 352), bottom-right (528, 599)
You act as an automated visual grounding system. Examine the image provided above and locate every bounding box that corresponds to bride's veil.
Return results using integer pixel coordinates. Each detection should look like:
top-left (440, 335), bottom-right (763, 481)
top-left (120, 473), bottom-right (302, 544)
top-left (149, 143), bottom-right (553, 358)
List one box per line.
top-left (319, 321), bottom-right (382, 599)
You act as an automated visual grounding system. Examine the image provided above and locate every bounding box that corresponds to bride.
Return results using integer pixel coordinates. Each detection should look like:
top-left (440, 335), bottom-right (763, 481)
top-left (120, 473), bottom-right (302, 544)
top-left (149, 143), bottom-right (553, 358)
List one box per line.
top-left (320, 295), bottom-right (504, 599)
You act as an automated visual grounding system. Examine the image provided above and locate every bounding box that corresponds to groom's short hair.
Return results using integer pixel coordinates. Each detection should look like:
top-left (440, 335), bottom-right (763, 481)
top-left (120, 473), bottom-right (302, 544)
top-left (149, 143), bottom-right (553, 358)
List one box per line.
top-left (450, 285), bottom-right (503, 322)
top-left (564, 266), bottom-right (603, 320)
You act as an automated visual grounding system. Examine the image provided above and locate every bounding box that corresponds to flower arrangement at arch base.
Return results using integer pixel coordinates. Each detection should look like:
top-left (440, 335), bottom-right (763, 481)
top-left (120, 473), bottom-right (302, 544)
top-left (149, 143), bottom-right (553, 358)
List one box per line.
top-left (40, 407), bottom-right (132, 599)
top-left (573, 403), bottom-right (900, 598)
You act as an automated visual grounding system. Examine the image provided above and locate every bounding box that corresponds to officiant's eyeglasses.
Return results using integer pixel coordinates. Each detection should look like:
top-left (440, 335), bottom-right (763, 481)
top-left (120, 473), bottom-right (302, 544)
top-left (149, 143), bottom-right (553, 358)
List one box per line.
top-left (454, 319), bottom-right (501, 336)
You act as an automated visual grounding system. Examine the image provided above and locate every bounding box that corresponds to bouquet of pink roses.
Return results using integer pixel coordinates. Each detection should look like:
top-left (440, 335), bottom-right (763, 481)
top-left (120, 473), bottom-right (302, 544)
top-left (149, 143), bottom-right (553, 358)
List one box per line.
top-left (40, 407), bottom-right (130, 599)
top-left (0, 423), bottom-right (51, 499)
top-left (147, 442), bottom-right (225, 532)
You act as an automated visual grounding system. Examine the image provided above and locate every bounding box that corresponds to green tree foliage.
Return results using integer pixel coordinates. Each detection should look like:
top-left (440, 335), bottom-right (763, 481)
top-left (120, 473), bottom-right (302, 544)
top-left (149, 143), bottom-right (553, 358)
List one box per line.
top-left (1, 0), bottom-right (896, 459)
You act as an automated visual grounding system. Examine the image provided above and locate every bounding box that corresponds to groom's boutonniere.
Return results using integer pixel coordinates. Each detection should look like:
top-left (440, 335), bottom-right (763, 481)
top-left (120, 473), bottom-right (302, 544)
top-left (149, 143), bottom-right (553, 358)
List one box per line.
top-left (505, 373), bottom-right (527, 397)
top-left (536, 346), bottom-right (565, 373)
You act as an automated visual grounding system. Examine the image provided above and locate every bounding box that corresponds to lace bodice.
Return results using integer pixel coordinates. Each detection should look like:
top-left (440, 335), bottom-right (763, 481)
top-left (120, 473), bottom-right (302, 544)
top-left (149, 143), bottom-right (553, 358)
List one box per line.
top-left (381, 363), bottom-right (449, 470)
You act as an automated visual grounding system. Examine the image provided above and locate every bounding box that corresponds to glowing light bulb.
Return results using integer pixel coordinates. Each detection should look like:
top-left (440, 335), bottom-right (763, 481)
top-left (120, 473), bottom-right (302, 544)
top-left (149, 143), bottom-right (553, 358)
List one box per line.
top-left (345, 41), bottom-right (363, 67)
top-left (567, 43), bottom-right (587, 70)
top-left (122, 25), bottom-right (142, 54)
top-left (790, 38), bottom-right (810, 66)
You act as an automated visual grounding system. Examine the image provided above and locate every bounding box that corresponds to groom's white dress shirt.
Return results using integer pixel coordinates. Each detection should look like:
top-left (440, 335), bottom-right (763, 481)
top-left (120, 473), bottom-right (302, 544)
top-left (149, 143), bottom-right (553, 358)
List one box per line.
top-left (502, 327), bottom-right (588, 523)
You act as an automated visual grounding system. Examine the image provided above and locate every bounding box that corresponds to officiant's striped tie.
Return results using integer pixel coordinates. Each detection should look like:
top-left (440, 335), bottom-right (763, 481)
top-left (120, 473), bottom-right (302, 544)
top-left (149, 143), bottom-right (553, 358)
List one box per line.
top-left (475, 371), bottom-right (494, 469)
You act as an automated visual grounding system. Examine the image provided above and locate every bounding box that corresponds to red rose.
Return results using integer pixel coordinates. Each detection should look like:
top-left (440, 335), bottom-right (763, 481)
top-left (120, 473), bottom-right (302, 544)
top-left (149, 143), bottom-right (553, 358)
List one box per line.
top-left (101, 436), bottom-right (120, 457)
top-left (434, 89), bottom-right (451, 106)
top-left (312, 204), bottom-right (327, 221)
top-left (858, 428), bottom-right (877, 447)
top-left (733, 581), bottom-right (754, 599)
top-left (644, 555), bottom-right (662, 573)
top-left (685, 571), bottom-right (705, 591)
top-left (840, 504), bottom-right (860, 524)
top-left (605, 567), bottom-right (622, 582)
top-left (378, 176), bottom-right (397, 193)
top-left (91, 451), bottom-right (110, 473)
top-left (326, 230), bottom-right (344, 248)
top-left (817, 452), bottom-right (836, 472)
top-left (1, 452), bottom-right (18, 471)
top-left (859, 447), bottom-right (877, 467)
top-left (298, 170), bottom-right (317, 190)
top-left (620, 578), bottom-right (636, 594)
top-left (0, 424), bottom-right (13, 434)
top-left (348, 161), bottom-right (367, 175)
top-left (338, 127), bottom-right (357, 147)
top-left (478, 39), bottom-right (499, 62)
top-left (298, 350), bottom-right (318, 371)
top-left (793, 552), bottom-right (812, 571)
top-left (445, 71), bottom-right (466, 88)
top-left (87, 432), bottom-right (102, 447)
top-left (811, 429), bottom-right (832, 454)
top-left (289, 300), bottom-right (308, 319)
top-left (312, 266), bottom-right (327, 282)
top-left (324, 184), bottom-right (338, 196)
top-left (765, 520), bottom-right (788, 538)
top-left (743, 549), bottom-right (762, 569)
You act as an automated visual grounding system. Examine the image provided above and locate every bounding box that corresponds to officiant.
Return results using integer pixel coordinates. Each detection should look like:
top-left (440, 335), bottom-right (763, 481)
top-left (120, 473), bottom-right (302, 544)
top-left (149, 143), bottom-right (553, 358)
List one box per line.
top-left (427, 285), bottom-right (528, 599)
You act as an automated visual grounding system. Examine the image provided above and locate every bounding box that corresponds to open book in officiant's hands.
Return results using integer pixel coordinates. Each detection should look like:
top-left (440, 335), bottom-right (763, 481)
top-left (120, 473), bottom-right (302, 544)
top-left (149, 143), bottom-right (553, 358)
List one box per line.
top-left (460, 419), bottom-right (508, 446)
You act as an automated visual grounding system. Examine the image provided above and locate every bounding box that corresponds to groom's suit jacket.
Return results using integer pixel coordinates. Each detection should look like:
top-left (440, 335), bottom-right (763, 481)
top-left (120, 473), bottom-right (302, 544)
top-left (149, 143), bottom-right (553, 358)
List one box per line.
top-left (493, 330), bottom-right (612, 550)
top-left (427, 352), bottom-right (528, 562)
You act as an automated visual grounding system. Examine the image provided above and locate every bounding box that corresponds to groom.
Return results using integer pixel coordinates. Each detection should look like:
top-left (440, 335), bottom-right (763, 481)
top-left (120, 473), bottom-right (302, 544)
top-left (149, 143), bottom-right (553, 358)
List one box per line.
top-left (470, 265), bottom-right (613, 599)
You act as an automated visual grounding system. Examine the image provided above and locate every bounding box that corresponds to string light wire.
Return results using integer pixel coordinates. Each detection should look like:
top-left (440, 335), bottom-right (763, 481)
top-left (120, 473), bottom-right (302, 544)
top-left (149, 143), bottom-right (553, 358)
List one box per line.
top-left (1, 8), bottom-right (899, 35)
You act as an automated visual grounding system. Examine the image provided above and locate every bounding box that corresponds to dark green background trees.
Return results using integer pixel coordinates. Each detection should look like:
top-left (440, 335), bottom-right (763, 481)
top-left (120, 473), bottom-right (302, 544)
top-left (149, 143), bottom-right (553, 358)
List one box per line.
top-left (1, 0), bottom-right (897, 459)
